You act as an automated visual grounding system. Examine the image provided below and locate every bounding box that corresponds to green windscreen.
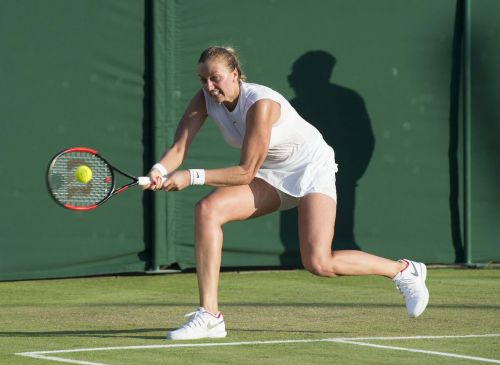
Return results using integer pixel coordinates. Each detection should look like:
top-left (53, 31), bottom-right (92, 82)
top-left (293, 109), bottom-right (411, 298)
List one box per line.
top-left (0, 0), bottom-right (498, 281)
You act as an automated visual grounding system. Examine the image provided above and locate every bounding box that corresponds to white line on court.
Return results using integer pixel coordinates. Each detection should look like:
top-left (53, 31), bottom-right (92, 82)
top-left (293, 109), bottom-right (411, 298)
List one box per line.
top-left (336, 339), bottom-right (500, 364)
top-left (14, 352), bottom-right (106, 365)
top-left (16, 333), bottom-right (500, 365)
top-left (331, 333), bottom-right (500, 342)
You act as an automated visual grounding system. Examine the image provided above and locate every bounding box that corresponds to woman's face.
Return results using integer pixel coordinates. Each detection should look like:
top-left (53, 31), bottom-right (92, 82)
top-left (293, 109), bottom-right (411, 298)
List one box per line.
top-left (197, 58), bottom-right (239, 107)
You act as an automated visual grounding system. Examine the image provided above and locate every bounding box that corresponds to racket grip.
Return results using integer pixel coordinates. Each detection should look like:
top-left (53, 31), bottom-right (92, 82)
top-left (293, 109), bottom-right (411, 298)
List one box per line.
top-left (138, 176), bottom-right (152, 186)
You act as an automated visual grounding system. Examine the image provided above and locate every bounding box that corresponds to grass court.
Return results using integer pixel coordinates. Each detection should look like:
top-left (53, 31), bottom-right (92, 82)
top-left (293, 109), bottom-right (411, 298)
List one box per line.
top-left (1, 268), bottom-right (499, 364)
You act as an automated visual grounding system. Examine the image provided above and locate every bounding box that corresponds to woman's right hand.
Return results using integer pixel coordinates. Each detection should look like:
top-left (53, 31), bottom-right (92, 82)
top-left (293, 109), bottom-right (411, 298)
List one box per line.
top-left (143, 168), bottom-right (166, 191)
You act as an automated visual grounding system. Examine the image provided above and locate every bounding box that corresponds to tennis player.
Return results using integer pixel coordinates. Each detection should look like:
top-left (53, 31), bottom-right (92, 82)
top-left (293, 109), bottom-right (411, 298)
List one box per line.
top-left (146, 46), bottom-right (429, 340)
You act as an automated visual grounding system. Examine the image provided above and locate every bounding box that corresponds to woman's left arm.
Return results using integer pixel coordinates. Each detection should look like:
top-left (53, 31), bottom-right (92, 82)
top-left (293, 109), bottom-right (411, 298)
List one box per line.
top-left (204, 99), bottom-right (281, 187)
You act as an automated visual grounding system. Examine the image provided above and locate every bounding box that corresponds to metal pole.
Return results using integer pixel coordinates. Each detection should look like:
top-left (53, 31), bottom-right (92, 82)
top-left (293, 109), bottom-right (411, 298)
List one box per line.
top-left (463, 0), bottom-right (472, 265)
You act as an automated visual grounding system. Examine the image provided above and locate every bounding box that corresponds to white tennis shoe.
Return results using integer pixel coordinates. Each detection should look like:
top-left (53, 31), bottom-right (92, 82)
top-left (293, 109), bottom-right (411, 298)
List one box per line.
top-left (393, 259), bottom-right (429, 318)
top-left (166, 307), bottom-right (227, 340)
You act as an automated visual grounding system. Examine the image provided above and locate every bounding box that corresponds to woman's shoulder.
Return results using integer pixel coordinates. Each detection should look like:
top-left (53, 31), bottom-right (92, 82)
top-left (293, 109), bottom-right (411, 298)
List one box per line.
top-left (243, 81), bottom-right (275, 93)
top-left (242, 82), bottom-right (283, 103)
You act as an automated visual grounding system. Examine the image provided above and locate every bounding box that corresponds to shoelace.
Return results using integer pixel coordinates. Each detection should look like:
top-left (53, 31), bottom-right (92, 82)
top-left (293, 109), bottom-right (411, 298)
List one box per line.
top-left (179, 309), bottom-right (208, 329)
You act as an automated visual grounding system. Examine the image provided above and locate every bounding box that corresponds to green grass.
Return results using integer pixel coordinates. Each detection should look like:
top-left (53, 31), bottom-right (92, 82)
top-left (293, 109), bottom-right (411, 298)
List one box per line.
top-left (0, 269), bottom-right (499, 364)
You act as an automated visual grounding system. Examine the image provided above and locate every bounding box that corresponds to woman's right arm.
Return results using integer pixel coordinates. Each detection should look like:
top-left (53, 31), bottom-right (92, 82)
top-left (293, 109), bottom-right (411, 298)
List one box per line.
top-left (147, 90), bottom-right (207, 189)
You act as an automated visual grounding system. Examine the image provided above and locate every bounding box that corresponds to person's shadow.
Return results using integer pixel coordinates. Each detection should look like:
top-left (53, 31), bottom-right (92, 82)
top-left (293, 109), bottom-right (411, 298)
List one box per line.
top-left (279, 51), bottom-right (375, 267)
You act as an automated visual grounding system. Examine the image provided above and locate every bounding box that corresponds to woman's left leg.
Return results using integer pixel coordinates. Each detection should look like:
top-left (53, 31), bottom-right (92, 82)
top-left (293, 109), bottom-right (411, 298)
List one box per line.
top-left (297, 193), bottom-right (405, 278)
top-left (298, 192), bottom-right (429, 318)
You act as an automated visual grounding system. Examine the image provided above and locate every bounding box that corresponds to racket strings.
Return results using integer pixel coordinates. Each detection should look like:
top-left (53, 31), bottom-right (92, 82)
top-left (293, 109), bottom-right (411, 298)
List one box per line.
top-left (48, 151), bottom-right (113, 207)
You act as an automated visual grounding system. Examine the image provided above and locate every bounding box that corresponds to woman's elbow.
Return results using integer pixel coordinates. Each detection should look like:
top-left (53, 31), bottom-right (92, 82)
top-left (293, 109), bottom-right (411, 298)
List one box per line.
top-left (240, 166), bottom-right (258, 185)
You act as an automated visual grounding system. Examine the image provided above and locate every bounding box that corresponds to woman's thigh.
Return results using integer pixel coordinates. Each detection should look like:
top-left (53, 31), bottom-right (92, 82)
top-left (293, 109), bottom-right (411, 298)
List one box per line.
top-left (198, 178), bottom-right (281, 224)
top-left (298, 193), bottom-right (337, 259)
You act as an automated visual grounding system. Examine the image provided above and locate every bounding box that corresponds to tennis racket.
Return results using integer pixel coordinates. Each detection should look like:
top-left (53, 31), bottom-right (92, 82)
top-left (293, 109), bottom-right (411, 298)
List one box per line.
top-left (47, 147), bottom-right (154, 211)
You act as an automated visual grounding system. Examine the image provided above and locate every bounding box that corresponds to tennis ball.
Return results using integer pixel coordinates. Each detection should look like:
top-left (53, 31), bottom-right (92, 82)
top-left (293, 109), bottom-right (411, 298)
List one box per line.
top-left (75, 165), bottom-right (93, 183)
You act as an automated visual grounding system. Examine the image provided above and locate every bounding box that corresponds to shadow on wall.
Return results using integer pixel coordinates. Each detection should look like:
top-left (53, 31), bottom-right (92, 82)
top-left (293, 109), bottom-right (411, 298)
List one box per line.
top-left (279, 50), bottom-right (375, 266)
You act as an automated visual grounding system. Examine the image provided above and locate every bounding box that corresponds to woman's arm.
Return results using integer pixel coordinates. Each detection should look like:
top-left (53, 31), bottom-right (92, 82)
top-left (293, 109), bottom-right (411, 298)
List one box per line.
top-left (146, 90), bottom-right (207, 189)
top-left (204, 99), bottom-right (281, 186)
top-left (160, 98), bottom-right (280, 191)
top-left (157, 90), bottom-right (208, 172)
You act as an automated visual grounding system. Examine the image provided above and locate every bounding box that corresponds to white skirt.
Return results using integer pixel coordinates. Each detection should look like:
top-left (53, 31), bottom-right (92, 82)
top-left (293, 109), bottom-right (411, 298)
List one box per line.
top-left (256, 137), bottom-right (338, 206)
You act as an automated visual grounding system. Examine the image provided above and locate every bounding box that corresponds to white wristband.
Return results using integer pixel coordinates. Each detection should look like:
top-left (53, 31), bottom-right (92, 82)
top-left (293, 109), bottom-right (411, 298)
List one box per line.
top-left (151, 163), bottom-right (168, 177)
top-left (189, 169), bottom-right (205, 185)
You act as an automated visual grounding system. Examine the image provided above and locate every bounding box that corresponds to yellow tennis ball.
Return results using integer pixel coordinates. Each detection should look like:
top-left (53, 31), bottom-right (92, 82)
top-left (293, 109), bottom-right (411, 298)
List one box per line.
top-left (75, 165), bottom-right (92, 183)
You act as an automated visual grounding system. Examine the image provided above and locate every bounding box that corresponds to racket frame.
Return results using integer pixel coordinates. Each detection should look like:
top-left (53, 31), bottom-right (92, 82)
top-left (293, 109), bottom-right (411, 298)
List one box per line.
top-left (47, 147), bottom-right (148, 211)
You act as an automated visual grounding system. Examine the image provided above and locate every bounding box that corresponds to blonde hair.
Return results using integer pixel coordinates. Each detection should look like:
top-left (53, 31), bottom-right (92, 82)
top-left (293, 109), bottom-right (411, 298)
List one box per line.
top-left (198, 46), bottom-right (247, 81)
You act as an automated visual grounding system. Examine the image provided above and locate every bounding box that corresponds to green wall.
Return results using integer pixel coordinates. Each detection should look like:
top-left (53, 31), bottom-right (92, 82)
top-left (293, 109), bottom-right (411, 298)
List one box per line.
top-left (161, 0), bottom-right (459, 268)
top-left (0, 0), bottom-right (498, 280)
top-left (0, 0), bottom-right (149, 280)
top-left (470, 0), bottom-right (500, 262)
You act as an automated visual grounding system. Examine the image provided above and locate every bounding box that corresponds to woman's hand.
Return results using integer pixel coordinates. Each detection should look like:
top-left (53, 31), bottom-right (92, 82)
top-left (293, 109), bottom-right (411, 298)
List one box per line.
top-left (143, 168), bottom-right (166, 191)
top-left (161, 170), bottom-right (191, 191)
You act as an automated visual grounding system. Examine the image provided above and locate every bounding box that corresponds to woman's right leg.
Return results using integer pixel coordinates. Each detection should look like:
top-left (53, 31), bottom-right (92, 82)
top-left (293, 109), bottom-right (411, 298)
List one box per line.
top-left (297, 193), bottom-right (405, 278)
top-left (167, 179), bottom-right (280, 340)
top-left (194, 178), bottom-right (281, 314)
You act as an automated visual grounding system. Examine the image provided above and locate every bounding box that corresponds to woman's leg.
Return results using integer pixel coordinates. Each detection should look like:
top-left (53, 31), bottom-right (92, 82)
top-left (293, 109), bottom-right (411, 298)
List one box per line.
top-left (298, 192), bottom-right (429, 318)
top-left (298, 193), bottom-right (405, 278)
top-left (167, 179), bottom-right (281, 340)
top-left (195, 178), bottom-right (281, 314)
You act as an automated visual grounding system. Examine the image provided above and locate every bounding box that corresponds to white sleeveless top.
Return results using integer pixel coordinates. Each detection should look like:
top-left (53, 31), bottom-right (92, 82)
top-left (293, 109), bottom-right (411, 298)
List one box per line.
top-left (202, 82), bottom-right (338, 200)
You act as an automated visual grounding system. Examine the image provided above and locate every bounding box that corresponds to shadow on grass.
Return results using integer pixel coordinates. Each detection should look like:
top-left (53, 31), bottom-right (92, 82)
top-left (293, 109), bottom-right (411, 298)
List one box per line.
top-left (7, 302), bottom-right (494, 310)
top-left (0, 328), bottom-right (166, 340)
top-left (231, 328), bottom-right (351, 335)
top-left (0, 327), bottom-right (348, 339)
top-left (2, 302), bottom-right (498, 311)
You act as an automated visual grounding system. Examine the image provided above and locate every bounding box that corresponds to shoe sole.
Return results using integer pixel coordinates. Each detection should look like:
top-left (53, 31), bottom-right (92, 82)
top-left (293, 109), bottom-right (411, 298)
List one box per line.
top-left (412, 263), bottom-right (429, 318)
top-left (166, 330), bottom-right (227, 340)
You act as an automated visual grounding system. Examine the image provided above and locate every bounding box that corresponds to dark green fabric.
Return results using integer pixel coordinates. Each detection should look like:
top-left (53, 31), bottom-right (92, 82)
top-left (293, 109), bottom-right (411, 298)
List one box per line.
top-left (163, 0), bottom-right (462, 269)
top-left (470, 0), bottom-right (500, 262)
top-left (1, 0), bottom-right (498, 280)
top-left (0, 0), bottom-right (148, 280)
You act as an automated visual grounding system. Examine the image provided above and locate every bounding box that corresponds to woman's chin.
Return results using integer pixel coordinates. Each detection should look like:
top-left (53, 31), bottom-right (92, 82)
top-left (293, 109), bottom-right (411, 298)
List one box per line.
top-left (213, 95), bottom-right (224, 104)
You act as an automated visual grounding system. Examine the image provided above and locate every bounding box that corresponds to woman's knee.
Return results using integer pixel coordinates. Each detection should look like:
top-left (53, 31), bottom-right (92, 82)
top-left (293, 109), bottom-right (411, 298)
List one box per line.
top-left (302, 256), bottom-right (338, 278)
top-left (195, 194), bottom-right (230, 226)
top-left (196, 196), bottom-right (216, 220)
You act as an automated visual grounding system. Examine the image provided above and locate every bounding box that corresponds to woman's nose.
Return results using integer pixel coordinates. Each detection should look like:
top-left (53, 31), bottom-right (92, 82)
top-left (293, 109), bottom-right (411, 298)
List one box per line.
top-left (206, 79), bottom-right (215, 90)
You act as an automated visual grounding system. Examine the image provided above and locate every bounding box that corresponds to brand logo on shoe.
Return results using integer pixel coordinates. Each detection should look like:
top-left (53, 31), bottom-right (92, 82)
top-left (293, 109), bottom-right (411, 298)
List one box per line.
top-left (410, 262), bottom-right (419, 277)
top-left (207, 320), bottom-right (224, 330)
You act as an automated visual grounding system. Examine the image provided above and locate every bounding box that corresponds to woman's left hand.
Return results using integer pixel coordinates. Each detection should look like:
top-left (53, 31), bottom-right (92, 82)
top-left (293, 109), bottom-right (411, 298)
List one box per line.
top-left (161, 170), bottom-right (191, 191)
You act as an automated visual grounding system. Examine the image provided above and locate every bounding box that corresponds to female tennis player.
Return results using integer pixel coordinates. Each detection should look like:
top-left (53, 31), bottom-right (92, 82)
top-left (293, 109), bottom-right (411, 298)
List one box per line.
top-left (146, 46), bottom-right (429, 340)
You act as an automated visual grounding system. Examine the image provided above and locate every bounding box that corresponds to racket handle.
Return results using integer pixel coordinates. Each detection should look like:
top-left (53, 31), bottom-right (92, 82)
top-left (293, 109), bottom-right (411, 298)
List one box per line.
top-left (138, 176), bottom-right (152, 186)
top-left (138, 175), bottom-right (166, 186)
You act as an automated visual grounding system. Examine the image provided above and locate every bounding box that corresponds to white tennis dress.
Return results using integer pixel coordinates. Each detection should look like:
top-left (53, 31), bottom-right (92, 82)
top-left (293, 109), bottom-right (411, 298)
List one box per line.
top-left (202, 82), bottom-right (338, 208)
